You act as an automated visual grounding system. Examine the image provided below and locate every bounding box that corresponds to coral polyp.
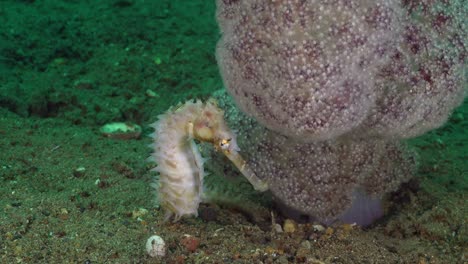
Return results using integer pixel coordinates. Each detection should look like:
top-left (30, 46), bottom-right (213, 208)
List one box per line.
top-left (212, 0), bottom-right (466, 225)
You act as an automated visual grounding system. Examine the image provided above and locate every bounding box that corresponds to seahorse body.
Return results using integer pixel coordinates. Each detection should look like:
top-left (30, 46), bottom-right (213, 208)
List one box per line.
top-left (149, 99), bottom-right (267, 221)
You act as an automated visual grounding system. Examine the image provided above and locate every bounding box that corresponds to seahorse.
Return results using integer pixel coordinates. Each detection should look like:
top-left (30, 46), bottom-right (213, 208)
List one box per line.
top-left (149, 99), bottom-right (268, 221)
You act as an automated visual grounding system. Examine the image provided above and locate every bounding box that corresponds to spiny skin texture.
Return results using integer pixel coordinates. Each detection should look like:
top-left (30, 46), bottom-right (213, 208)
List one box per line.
top-left (216, 0), bottom-right (466, 142)
top-left (150, 101), bottom-right (209, 221)
top-left (213, 90), bottom-right (416, 223)
top-left (150, 100), bottom-right (242, 221)
top-left (150, 99), bottom-right (267, 221)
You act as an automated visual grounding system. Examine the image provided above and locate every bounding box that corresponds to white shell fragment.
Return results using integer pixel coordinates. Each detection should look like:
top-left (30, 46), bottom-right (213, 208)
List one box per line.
top-left (100, 122), bottom-right (142, 140)
top-left (146, 235), bottom-right (166, 258)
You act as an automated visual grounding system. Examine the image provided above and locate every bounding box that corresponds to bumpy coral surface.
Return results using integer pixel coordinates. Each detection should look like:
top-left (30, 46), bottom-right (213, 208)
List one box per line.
top-left (359, 0), bottom-right (467, 138)
top-left (213, 90), bottom-right (416, 224)
top-left (214, 0), bottom-right (466, 224)
top-left (216, 0), bottom-right (466, 142)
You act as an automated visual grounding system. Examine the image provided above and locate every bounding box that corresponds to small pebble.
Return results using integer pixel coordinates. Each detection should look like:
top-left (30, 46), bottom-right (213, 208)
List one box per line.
top-left (146, 89), bottom-right (160, 98)
top-left (180, 235), bottom-right (200, 253)
top-left (283, 219), bottom-right (297, 233)
top-left (273, 223), bottom-right (283, 233)
top-left (73, 166), bottom-right (86, 178)
top-left (313, 224), bottom-right (325, 232)
top-left (146, 235), bottom-right (166, 257)
top-left (300, 240), bottom-right (311, 250)
top-left (100, 122), bottom-right (142, 140)
top-left (132, 208), bottom-right (148, 219)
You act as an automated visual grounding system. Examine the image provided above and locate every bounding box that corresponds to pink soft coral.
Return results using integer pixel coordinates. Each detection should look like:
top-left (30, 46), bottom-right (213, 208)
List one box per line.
top-left (213, 0), bottom-right (466, 225)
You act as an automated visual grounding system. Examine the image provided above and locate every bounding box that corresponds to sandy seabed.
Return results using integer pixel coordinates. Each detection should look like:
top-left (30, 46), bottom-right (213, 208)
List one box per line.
top-left (0, 0), bottom-right (466, 263)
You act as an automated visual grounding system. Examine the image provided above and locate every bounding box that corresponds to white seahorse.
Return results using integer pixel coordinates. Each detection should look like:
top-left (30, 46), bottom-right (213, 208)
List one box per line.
top-left (149, 99), bottom-right (268, 221)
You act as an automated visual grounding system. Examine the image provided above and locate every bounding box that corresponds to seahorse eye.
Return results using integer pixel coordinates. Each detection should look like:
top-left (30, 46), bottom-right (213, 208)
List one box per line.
top-left (219, 138), bottom-right (231, 150)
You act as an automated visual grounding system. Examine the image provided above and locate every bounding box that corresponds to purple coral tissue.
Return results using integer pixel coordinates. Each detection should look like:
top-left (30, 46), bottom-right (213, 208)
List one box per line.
top-left (214, 0), bottom-right (466, 225)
